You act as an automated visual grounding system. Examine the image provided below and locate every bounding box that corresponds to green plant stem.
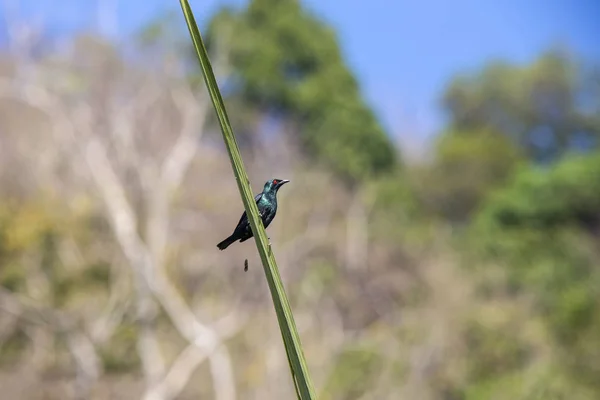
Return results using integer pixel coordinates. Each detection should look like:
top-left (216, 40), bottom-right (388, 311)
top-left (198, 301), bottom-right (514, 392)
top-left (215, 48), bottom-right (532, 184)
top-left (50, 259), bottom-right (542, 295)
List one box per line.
top-left (177, 1), bottom-right (316, 399)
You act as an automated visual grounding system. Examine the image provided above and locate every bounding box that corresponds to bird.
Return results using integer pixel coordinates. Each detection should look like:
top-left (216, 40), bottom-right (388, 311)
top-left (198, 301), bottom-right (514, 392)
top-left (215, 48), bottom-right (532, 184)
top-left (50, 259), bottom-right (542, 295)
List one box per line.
top-left (217, 178), bottom-right (290, 250)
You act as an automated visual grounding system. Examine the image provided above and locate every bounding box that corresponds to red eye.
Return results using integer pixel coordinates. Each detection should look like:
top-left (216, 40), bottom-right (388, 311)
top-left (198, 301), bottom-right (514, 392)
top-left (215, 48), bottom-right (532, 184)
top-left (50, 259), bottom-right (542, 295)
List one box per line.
top-left (273, 179), bottom-right (278, 185)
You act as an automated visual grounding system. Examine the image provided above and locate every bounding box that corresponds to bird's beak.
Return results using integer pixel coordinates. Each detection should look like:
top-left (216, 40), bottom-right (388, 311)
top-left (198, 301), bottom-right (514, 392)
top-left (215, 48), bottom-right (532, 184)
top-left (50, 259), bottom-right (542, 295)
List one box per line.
top-left (279, 179), bottom-right (290, 187)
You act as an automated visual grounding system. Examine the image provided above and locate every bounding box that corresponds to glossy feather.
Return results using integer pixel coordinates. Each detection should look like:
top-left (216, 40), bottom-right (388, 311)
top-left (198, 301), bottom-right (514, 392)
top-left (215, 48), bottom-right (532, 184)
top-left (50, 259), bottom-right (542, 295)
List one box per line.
top-left (217, 179), bottom-right (289, 250)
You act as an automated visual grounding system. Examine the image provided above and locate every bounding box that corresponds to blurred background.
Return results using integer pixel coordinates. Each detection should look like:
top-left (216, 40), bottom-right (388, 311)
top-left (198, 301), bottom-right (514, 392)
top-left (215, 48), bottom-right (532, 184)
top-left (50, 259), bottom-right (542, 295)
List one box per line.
top-left (1, 0), bottom-right (599, 399)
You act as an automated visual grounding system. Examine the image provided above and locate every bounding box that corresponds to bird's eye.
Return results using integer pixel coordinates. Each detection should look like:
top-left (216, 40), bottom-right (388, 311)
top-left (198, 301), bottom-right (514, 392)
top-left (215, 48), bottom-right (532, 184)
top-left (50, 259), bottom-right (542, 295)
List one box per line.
top-left (273, 179), bottom-right (278, 185)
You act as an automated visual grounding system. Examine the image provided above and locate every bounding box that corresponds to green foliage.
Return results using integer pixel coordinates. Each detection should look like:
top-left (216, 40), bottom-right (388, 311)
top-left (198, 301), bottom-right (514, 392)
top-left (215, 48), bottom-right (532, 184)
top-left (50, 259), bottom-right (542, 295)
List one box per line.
top-left (321, 347), bottom-right (382, 400)
top-left (0, 198), bottom-right (113, 307)
top-left (81, 262), bottom-right (112, 286)
top-left (0, 328), bottom-right (29, 368)
top-left (367, 170), bottom-right (439, 248)
top-left (419, 129), bottom-right (523, 221)
top-left (0, 200), bottom-right (63, 294)
top-left (475, 152), bottom-right (600, 232)
top-left (99, 323), bottom-right (141, 374)
top-left (463, 368), bottom-right (594, 400)
top-left (442, 50), bottom-right (600, 161)
top-left (470, 151), bottom-right (600, 390)
top-left (464, 317), bottom-right (532, 382)
top-left (0, 262), bottom-right (25, 292)
top-left (206, 0), bottom-right (397, 181)
top-left (137, 10), bottom-right (184, 48)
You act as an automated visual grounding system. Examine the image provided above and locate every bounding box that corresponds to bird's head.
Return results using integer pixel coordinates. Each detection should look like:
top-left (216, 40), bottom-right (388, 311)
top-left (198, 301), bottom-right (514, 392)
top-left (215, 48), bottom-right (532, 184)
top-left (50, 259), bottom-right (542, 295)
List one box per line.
top-left (263, 178), bottom-right (290, 194)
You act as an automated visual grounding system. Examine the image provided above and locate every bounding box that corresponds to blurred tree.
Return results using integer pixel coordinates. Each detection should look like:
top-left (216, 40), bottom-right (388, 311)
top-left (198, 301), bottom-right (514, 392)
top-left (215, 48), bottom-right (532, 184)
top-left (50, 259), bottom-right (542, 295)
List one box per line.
top-left (205, 0), bottom-right (398, 182)
top-left (471, 152), bottom-right (600, 390)
top-left (442, 50), bottom-right (600, 162)
top-left (417, 129), bottom-right (523, 222)
top-left (0, 197), bottom-right (116, 381)
top-left (321, 346), bottom-right (382, 400)
top-left (477, 152), bottom-right (600, 233)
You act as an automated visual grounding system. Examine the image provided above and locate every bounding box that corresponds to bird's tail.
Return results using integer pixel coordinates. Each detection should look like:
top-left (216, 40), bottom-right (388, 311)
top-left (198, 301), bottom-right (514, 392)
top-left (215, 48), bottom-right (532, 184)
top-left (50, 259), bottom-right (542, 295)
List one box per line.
top-left (217, 235), bottom-right (236, 250)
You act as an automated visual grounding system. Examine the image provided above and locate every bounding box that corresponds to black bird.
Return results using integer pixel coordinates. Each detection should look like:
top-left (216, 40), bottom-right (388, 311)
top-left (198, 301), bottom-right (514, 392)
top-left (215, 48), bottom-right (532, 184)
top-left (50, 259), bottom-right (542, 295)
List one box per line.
top-left (217, 178), bottom-right (290, 250)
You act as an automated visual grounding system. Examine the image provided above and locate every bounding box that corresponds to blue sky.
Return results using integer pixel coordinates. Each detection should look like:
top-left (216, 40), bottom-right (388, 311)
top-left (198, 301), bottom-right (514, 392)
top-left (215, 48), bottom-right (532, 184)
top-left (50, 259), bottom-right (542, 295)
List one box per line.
top-left (3, 0), bottom-right (600, 152)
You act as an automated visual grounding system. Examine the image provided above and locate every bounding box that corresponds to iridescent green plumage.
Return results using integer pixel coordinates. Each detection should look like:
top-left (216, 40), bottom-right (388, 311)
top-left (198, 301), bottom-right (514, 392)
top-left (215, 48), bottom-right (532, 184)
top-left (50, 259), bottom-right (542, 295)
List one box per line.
top-left (217, 178), bottom-right (290, 250)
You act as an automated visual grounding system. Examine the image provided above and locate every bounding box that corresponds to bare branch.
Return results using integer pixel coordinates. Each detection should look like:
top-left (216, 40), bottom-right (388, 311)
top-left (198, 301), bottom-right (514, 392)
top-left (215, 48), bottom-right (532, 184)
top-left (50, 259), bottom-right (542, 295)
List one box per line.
top-left (0, 58), bottom-right (239, 399)
top-left (147, 84), bottom-right (208, 269)
top-left (145, 310), bottom-right (246, 400)
top-left (76, 81), bottom-right (236, 400)
top-left (67, 330), bottom-right (101, 400)
top-left (81, 135), bottom-right (168, 382)
top-left (0, 287), bottom-right (101, 398)
top-left (89, 267), bottom-right (132, 344)
top-left (161, 84), bottom-right (207, 192)
top-left (144, 344), bottom-right (205, 400)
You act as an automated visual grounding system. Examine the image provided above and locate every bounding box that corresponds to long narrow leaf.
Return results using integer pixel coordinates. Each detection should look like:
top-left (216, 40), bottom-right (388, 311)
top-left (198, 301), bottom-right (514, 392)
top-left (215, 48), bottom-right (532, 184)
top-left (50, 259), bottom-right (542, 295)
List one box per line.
top-left (177, 1), bottom-right (317, 399)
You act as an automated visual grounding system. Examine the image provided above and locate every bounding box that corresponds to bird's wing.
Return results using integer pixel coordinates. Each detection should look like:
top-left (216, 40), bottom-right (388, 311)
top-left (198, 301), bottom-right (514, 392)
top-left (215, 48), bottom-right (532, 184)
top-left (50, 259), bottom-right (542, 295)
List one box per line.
top-left (254, 193), bottom-right (265, 216)
top-left (234, 193), bottom-right (263, 230)
top-left (235, 211), bottom-right (248, 227)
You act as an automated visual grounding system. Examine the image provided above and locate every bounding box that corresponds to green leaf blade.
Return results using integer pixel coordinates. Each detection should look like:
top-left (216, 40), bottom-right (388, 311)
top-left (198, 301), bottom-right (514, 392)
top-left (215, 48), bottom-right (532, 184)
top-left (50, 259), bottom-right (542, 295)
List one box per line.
top-left (177, 1), bottom-right (317, 399)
